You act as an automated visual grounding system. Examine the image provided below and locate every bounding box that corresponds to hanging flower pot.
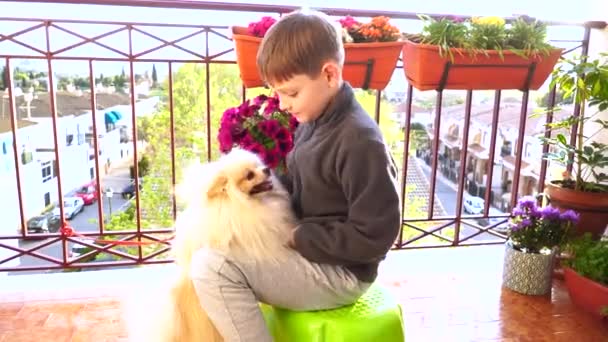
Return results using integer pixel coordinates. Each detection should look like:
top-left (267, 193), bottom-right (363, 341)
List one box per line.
top-left (231, 26), bottom-right (265, 88)
top-left (231, 15), bottom-right (403, 90)
top-left (342, 41), bottom-right (404, 90)
top-left (402, 15), bottom-right (563, 91)
top-left (402, 40), bottom-right (563, 91)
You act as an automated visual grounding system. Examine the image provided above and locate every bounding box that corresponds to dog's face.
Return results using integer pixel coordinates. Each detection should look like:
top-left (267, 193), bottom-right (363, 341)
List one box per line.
top-left (206, 149), bottom-right (276, 200)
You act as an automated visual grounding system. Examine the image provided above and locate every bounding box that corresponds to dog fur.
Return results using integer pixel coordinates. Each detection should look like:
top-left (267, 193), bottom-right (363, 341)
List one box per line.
top-left (125, 149), bottom-right (295, 341)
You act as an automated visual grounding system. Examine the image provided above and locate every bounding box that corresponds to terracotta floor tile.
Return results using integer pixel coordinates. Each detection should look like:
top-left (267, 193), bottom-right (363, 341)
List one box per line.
top-left (0, 303), bottom-right (23, 317)
top-left (0, 328), bottom-right (73, 342)
top-left (0, 248), bottom-right (606, 341)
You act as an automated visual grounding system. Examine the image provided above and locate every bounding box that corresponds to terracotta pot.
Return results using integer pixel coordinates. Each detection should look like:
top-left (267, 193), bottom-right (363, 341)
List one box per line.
top-left (232, 26), bottom-right (265, 88)
top-left (545, 182), bottom-right (608, 240)
top-left (401, 40), bottom-right (563, 91)
top-left (231, 26), bottom-right (404, 90)
top-left (564, 267), bottom-right (608, 320)
top-left (341, 41), bottom-right (404, 90)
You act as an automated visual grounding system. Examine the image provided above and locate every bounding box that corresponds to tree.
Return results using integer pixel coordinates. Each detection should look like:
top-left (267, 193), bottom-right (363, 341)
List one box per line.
top-left (91, 63), bottom-right (243, 261)
top-left (536, 89), bottom-right (574, 107)
top-left (152, 64), bottom-right (158, 87)
top-left (0, 66), bottom-right (8, 90)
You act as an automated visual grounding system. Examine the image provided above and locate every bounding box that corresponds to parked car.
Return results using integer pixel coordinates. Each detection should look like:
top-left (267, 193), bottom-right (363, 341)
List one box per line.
top-left (122, 178), bottom-right (143, 199)
top-left (52, 197), bottom-right (85, 220)
top-left (26, 212), bottom-right (61, 234)
top-left (463, 195), bottom-right (484, 215)
top-left (74, 181), bottom-right (98, 205)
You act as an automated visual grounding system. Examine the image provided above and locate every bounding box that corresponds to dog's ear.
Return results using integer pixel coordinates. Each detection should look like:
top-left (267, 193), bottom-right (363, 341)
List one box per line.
top-left (207, 173), bottom-right (228, 199)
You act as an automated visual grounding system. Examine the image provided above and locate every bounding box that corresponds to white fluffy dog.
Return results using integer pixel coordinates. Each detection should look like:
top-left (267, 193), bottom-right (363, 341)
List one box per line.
top-left (126, 149), bottom-right (295, 342)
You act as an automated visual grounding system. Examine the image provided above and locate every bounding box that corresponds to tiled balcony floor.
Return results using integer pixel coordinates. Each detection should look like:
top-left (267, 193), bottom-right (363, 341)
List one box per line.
top-left (1, 246), bottom-right (607, 341)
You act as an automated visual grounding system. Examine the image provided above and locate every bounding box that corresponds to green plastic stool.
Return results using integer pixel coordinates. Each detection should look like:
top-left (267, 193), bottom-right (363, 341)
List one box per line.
top-left (260, 283), bottom-right (405, 341)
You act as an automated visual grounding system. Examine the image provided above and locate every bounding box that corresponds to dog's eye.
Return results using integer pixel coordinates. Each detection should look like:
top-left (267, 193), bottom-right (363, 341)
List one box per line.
top-left (246, 171), bottom-right (255, 180)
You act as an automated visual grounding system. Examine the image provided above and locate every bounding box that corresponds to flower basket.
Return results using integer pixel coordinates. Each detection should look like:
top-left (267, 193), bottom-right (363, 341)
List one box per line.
top-left (342, 41), bottom-right (404, 90)
top-left (232, 26), bottom-right (265, 88)
top-left (401, 40), bottom-right (563, 91)
top-left (564, 267), bottom-right (608, 320)
top-left (502, 241), bottom-right (557, 295)
top-left (231, 15), bottom-right (403, 90)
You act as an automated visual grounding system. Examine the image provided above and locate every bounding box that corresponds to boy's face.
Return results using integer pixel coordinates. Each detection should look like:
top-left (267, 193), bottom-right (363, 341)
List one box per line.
top-left (271, 62), bottom-right (341, 124)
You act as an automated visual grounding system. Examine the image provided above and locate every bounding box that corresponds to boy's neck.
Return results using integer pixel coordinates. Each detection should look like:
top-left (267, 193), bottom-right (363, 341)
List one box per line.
top-left (312, 81), bottom-right (347, 124)
top-left (314, 82), bottom-right (344, 123)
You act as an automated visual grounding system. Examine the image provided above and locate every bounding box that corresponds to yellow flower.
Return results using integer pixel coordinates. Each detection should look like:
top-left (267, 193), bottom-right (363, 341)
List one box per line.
top-left (472, 16), bottom-right (505, 26)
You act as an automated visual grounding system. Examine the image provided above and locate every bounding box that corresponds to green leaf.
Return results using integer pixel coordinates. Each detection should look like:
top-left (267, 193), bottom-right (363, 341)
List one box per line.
top-left (583, 146), bottom-right (594, 156)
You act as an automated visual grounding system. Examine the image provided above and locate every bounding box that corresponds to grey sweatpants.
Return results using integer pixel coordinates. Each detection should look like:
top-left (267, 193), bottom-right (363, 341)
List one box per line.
top-left (190, 248), bottom-right (371, 342)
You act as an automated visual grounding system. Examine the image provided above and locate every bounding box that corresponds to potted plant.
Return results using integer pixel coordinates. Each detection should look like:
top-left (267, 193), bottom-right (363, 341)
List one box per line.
top-left (540, 52), bottom-right (608, 239)
top-left (218, 93), bottom-right (298, 172)
top-left (231, 14), bottom-right (404, 90)
top-left (502, 196), bottom-right (578, 295)
top-left (562, 233), bottom-right (608, 320)
top-left (401, 15), bottom-right (563, 91)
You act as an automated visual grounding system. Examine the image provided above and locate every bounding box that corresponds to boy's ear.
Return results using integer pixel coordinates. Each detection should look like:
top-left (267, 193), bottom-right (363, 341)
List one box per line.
top-left (321, 61), bottom-right (341, 87)
top-left (207, 172), bottom-right (228, 199)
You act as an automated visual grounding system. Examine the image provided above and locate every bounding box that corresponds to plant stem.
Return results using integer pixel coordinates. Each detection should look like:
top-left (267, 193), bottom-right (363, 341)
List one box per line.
top-left (576, 102), bottom-right (585, 191)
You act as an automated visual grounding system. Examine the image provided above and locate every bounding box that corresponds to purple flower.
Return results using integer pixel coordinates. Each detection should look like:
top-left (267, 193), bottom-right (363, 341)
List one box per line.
top-left (220, 107), bottom-right (240, 126)
top-left (443, 15), bottom-right (464, 23)
top-left (247, 16), bottom-right (276, 37)
top-left (264, 96), bottom-right (280, 115)
top-left (257, 119), bottom-right (281, 137)
top-left (517, 196), bottom-right (537, 210)
top-left (540, 206), bottom-right (561, 221)
top-left (289, 116), bottom-right (299, 130)
top-left (237, 100), bottom-right (258, 118)
top-left (338, 16), bottom-right (361, 29)
top-left (218, 126), bottom-right (233, 153)
top-left (529, 206), bottom-right (542, 218)
top-left (512, 207), bottom-right (524, 217)
top-left (560, 209), bottom-right (580, 224)
top-left (517, 218), bottom-right (532, 230)
top-left (253, 94), bottom-right (268, 106)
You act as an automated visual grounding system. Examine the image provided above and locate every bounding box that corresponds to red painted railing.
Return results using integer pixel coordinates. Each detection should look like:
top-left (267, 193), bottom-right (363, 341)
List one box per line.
top-left (0, 1), bottom-right (605, 272)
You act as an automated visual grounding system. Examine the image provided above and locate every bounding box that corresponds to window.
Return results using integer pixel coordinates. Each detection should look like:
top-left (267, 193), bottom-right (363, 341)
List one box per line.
top-left (41, 161), bottom-right (52, 182)
top-left (44, 192), bottom-right (51, 207)
top-left (52, 160), bottom-right (58, 178)
top-left (2, 142), bottom-right (6, 155)
top-left (525, 142), bottom-right (533, 159)
top-left (21, 151), bottom-right (33, 165)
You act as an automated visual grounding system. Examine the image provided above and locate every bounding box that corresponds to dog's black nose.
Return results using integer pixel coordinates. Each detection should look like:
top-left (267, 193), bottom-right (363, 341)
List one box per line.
top-left (262, 167), bottom-right (270, 176)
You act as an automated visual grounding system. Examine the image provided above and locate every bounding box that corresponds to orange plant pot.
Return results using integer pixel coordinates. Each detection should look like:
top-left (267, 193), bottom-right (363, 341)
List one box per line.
top-left (232, 26), bottom-right (265, 88)
top-left (232, 26), bottom-right (404, 90)
top-left (401, 40), bottom-right (563, 91)
top-left (564, 267), bottom-right (608, 320)
top-left (342, 41), bottom-right (405, 90)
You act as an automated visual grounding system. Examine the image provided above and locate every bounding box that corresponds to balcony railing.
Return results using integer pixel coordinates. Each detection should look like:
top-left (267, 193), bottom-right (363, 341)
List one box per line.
top-left (0, 1), bottom-right (605, 273)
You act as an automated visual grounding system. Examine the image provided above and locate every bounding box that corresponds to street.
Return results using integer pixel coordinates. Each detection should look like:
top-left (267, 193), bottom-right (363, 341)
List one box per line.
top-left (415, 157), bottom-right (506, 242)
top-left (12, 163), bottom-right (132, 273)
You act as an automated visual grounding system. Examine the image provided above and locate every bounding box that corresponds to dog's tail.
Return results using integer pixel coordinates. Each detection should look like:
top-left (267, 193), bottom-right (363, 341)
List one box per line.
top-left (124, 271), bottom-right (223, 342)
top-left (168, 272), bottom-right (224, 342)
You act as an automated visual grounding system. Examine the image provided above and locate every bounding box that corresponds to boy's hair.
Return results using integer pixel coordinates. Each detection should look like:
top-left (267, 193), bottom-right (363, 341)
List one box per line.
top-left (257, 9), bottom-right (344, 85)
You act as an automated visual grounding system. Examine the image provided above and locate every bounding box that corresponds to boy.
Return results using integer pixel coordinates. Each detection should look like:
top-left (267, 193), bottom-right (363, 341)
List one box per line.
top-left (190, 9), bottom-right (401, 341)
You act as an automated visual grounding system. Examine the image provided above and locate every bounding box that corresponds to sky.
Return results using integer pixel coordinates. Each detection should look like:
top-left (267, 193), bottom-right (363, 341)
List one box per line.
top-left (0, 0), bottom-right (603, 90)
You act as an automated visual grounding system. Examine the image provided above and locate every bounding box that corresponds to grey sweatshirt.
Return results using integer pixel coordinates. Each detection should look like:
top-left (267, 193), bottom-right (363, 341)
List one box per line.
top-left (283, 83), bottom-right (401, 283)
